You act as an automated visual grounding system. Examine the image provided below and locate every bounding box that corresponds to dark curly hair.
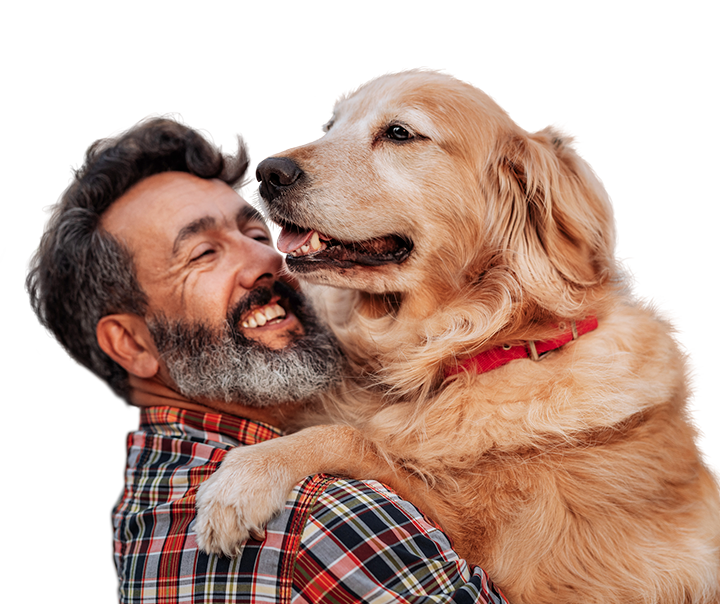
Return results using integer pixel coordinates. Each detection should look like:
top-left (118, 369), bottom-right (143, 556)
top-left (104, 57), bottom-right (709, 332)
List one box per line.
top-left (27, 117), bottom-right (249, 401)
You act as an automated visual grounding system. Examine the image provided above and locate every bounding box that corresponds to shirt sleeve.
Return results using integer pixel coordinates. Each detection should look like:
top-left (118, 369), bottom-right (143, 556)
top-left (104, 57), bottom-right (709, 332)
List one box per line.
top-left (291, 477), bottom-right (508, 604)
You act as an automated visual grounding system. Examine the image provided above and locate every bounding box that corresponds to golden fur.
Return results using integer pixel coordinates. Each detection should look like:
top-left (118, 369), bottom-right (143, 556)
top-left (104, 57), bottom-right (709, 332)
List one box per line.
top-left (195, 71), bottom-right (720, 603)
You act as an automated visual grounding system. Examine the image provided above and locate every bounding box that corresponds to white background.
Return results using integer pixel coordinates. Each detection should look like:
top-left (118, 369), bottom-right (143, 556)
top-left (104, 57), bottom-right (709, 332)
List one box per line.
top-left (2, 1), bottom-right (718, 600)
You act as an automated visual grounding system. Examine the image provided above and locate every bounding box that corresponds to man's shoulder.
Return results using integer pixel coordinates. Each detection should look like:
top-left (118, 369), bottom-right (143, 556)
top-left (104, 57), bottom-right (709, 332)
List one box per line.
top-left (295, 474), bottom-right (463, 570)
top-left (285, 475), bottom-right (506, 603)
top-left (302, 475), bottom-right (445, 540)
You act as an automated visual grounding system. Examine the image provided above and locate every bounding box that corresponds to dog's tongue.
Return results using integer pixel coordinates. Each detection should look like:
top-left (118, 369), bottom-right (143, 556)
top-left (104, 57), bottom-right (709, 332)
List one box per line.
top-left (277, 227), bottom-right (314, 254)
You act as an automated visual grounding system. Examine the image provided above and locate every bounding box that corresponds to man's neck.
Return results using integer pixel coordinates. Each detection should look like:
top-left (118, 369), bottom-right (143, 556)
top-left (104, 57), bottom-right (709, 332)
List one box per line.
top-left (127, 374), bottom-right (305, 431)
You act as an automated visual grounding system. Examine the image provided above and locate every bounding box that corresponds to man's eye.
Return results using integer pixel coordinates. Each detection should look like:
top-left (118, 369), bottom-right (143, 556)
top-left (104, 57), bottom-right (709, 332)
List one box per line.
top-left (191, 248), bottom-right (215, 261)
top-left (247, 228), bottom-right (272, 244)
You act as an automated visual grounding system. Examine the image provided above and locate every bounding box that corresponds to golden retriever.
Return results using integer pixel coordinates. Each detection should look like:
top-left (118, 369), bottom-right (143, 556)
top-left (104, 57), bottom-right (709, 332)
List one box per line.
top-left (195, 70), bottom-right (720, 604)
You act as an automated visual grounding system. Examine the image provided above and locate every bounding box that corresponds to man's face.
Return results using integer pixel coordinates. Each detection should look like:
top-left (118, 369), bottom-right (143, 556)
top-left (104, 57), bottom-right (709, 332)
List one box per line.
top-left (102, 172), bottom-right (343, 406)
top-left (102, 172), bottom-right (301, 349)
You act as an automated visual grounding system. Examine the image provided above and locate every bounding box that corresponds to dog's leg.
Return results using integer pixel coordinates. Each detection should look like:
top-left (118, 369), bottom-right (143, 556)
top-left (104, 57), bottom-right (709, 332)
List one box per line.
top-left (194, 424), bottom-right (439, 556)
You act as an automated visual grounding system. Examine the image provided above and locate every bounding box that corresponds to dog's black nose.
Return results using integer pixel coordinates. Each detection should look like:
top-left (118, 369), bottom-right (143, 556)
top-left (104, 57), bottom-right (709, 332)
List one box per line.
top-left (256, 157), bottom-right (304, 202)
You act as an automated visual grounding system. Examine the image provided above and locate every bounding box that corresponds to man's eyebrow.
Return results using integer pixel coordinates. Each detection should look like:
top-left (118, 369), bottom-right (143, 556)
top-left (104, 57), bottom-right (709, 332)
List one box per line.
top-left (172, 216), bottom-right (217, 255)
top-left (172, 206), bottom-right (269, 255)
top-left (237, 204), bottom-right (267, 226)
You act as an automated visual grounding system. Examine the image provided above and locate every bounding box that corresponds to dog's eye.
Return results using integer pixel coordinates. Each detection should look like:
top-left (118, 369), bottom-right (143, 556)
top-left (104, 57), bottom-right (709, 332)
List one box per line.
top-left (323, 119), bottom-right (335, 132)
top-left (385, 125), bottom-right (412, 141)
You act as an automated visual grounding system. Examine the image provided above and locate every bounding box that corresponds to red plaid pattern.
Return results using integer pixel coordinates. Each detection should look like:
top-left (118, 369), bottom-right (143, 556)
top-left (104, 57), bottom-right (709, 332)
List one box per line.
top-left (112, 406), bottom-right (508, 603)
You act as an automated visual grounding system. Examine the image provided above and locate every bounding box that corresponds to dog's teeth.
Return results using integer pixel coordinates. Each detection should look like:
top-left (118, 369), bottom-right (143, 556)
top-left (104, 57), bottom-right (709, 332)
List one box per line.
top-left (289, 237), bottom-right (325, 257)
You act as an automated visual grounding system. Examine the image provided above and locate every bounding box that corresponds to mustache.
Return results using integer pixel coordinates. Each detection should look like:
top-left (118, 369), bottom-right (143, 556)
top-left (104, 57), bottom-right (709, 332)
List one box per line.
top-left (227, 280), bottom-right (304, 329)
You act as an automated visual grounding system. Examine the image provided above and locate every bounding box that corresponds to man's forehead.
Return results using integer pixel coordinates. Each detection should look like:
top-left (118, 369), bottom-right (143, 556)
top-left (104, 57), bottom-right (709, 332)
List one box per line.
top-left (101, 172), bottom-right (256, 243)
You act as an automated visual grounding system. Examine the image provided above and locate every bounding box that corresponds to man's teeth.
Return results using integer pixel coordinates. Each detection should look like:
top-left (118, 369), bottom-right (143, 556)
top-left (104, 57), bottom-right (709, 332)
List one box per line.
top-left (241, 303), bottom-right (286, 329)
top-left (290, 231), bottom-right (326, 257)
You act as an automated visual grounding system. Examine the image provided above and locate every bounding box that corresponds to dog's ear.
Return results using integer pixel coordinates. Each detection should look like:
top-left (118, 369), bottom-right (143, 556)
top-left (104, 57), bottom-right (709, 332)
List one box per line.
top-left (485, 127), bottom-right (616, 314)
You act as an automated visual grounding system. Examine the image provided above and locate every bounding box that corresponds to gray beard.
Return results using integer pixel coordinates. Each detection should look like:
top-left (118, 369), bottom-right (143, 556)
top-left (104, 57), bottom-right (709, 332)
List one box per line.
top-left (147, 287), bottom-right (345, 408)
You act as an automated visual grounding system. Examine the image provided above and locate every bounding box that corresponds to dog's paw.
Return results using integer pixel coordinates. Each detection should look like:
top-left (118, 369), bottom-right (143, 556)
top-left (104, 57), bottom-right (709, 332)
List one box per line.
top-left (194, 444), bottom-right (296, 557)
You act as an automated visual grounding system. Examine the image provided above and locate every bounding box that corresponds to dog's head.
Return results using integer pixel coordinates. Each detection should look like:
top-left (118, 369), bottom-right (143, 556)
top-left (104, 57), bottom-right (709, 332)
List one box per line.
top-left (258, 70), bottom-right (617, 326)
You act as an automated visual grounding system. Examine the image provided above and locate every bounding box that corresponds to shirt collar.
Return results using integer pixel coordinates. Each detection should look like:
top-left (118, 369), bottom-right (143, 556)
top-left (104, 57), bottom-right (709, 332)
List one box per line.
top-left (140, 405), bottom-right (283, 446)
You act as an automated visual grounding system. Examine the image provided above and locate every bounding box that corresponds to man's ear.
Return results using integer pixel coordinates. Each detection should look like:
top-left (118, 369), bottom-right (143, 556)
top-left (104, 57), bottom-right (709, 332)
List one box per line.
top-left (96, 314), bottom-right (160, 379)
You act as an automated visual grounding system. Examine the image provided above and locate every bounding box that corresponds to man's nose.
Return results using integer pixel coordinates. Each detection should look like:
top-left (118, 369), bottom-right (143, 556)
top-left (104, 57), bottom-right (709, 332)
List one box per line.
top-left (256, 157), bottom-right (304, 202)
top-left (235, 237), bottom-right (284, 290)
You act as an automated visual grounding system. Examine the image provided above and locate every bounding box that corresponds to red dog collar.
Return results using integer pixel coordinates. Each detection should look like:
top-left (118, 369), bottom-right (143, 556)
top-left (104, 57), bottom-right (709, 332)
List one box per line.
top-left (446, 316), bottom-right (598, 377)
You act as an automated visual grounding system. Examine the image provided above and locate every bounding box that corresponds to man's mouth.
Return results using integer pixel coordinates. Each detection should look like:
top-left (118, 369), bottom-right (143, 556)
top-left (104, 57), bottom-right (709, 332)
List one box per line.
top-left (276, 222), bottom-right (413, 269)
top-left (241, 301), bottom-right (287, 329)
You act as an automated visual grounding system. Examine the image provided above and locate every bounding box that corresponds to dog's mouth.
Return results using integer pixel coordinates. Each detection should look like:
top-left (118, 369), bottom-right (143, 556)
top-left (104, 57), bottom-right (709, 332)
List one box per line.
top-left (276, 221), bottom-right (413, 270)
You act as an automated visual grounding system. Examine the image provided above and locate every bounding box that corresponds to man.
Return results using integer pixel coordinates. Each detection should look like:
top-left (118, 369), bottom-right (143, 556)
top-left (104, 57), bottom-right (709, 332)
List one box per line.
top-left (27, 118), bottom-right (507, 603)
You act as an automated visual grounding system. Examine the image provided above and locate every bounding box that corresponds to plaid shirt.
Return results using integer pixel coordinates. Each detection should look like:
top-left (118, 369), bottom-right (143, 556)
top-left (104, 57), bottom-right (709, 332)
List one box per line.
top-left (113, 406), bottom-right (508, 604)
